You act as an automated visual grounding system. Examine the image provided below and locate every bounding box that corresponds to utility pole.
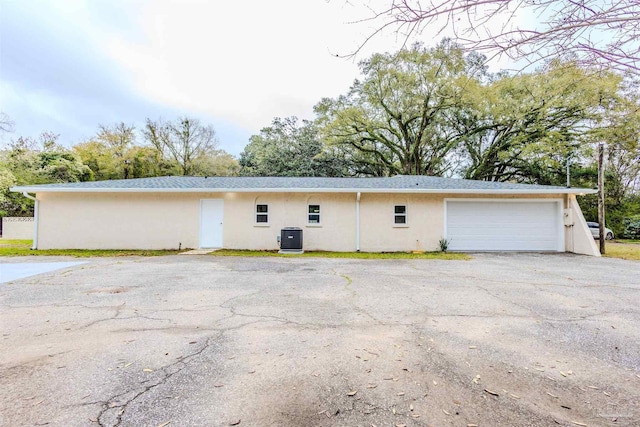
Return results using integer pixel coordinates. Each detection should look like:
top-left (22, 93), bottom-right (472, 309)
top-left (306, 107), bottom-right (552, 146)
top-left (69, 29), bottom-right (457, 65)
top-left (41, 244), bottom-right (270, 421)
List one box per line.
top-left (566, 155), bottom-right (571, 188)
top-left (598, 144), bottom-right (605, 254)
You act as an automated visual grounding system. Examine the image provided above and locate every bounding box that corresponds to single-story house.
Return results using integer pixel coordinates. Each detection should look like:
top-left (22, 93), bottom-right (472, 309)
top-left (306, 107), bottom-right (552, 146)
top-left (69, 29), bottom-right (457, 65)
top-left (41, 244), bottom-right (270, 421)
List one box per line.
top-left (11, 175), bottom-right (600, 256)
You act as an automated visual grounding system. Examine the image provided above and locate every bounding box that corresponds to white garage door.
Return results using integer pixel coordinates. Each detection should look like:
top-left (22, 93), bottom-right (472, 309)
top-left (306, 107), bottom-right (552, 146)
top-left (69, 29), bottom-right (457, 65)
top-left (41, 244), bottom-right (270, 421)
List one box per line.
top-left (445, 200), bottom-right (563, 251)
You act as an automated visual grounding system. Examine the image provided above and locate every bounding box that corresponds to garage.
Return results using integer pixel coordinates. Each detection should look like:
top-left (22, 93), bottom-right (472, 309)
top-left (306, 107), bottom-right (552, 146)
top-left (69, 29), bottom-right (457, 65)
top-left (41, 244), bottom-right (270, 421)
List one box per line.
top-left (445, 199), bottom-right (564, 252)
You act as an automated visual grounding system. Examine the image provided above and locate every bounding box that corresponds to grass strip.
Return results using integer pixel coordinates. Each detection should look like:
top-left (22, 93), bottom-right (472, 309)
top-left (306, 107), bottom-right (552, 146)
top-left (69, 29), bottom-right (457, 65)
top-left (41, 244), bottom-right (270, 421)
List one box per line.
top-left (602, 242), bottom-right (640, 261)
top-left (0, 240), bottom-right (183, 257)
top-left (210, 249), bottom-right (469, 260)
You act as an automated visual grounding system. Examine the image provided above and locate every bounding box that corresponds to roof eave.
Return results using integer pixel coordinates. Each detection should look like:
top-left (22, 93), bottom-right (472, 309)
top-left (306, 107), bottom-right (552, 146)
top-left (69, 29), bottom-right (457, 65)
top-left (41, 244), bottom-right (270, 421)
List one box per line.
top-left (11, 186), bottom-right (598, 195)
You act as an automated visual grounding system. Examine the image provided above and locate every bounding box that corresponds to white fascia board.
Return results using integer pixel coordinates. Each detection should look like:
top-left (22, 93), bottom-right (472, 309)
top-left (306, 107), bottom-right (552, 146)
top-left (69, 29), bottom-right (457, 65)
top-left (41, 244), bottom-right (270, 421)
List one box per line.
top-left (444, 197), bottom-right (564, 202)
top-left (10, 186), bottom-right (598, 195)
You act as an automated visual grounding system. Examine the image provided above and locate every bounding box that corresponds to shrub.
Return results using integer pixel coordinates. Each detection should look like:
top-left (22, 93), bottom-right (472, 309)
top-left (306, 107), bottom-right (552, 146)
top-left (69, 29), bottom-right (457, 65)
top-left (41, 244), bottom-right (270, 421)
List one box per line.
top-left (623, 215), bottom-right (640, 239)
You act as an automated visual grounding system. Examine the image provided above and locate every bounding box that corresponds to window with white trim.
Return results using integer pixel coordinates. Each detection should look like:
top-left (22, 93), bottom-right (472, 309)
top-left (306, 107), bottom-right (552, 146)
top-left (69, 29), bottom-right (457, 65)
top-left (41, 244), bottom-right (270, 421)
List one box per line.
top-left (256, 204), bottom-right (269, 224)
top-left (308, 204), bottom-right (321, 224)
top-left (394, 205), bottom-right (407, 224)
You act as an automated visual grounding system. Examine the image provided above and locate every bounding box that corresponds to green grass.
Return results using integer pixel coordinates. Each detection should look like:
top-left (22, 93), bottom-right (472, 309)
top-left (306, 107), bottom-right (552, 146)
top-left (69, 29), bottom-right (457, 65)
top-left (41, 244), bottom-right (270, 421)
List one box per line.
top-left (210, 249), bottom-right (470, 260)
top-left (0, 240), bottom-right (184, 257)
top-left (603, 242), bottom-right (640, 261)
top-left (0, 239), bottom-right (32, 246)
top-left (613, 239), bottom-right (640, 244)
top-left (0, 239), bottom-right (466, 259)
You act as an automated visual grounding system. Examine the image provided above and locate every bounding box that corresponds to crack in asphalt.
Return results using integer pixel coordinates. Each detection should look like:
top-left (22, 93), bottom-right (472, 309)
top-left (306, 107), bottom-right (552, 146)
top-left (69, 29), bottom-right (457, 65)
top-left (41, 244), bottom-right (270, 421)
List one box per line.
top-left (330, 268), bottom-right (383, 326)
top-left (403, 268), bottom-right (638, 291)
top-left (221, 307), bottom-right (299, 326)
top-left (217, 289), bottom-right (305, 327)
top-left (89, 290), bottom-right (303, 426)
top-left (400, 283), bottom-right (620, 326)
top-left (80, 313), bottom-right (173, 329)
top-left (5, 257), bottom-right (638, 426)
top-left (94, 333), bottom-right (222, 427)
top-left (87, 279), bottom-right (395, 426)
top-left (1, 302), bottom-right (129, 310)
top-left (475, 285), bottom-right (616, 322)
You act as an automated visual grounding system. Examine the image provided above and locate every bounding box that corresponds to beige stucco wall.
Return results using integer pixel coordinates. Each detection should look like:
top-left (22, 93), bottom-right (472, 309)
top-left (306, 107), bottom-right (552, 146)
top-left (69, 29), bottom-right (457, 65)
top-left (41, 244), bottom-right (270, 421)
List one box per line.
top-left (358, 193), bottom-right (565, 252)
top-left (565, 194), bottom-right (600, 256)
top-left (36, 191), bottom-right (358, 251)
top-left (223, 192), bottom-right (356, 251)
top-left (2, 217), bottom-right (34, 240)
top-left (359, 193), bottom-right (442, 252)
top-left (34, 190), bottom-right (596, 254)
top-left (37, 192), bottom-right (205, 249)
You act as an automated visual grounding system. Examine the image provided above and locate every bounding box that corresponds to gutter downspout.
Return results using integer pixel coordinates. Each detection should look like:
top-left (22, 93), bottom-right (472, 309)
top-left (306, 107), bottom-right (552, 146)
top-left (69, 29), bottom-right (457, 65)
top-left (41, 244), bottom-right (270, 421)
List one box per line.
top-left (22, 192), bottom-right (38, 250)
top-left (356, 192), bottom-right (361, 252)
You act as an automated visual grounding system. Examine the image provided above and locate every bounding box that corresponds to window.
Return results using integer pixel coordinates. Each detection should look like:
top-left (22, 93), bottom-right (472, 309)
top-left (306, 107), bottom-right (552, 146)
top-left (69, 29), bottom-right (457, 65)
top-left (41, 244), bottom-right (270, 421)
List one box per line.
top-left (308, 204), bottom-right (321, 224)
top-left (256, 204), bottom-right (269, 224)
top-left (394, 205), bottom-right (407, 224)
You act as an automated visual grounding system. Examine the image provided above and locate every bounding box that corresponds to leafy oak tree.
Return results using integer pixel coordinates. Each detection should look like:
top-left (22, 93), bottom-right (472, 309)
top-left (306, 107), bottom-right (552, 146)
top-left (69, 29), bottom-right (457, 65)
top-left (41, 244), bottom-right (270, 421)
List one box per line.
top-left (0, 132), bottom-right (92, 215)
top-left (315, 41), bottom-right (483, 177)
top-left (579, 87), bottom-right (640, 236)
top-left (5, 133), bottom-right (92, 184)
top-left (239, 117), bottom-right (349, 177)
top-left (74, 122), bottom-right (145, 180)
top-left (593, 93), bottom-right (640, 201)
top-left (0, 169), bottom-right (16, 216)
top-left (456, 62), bottom-right (621, 183)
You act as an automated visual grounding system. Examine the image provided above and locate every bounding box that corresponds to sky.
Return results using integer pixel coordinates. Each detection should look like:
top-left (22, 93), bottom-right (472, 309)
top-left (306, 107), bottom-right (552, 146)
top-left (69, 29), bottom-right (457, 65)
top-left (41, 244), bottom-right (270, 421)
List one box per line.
top-left (0, 0), bottom-right (518, 156)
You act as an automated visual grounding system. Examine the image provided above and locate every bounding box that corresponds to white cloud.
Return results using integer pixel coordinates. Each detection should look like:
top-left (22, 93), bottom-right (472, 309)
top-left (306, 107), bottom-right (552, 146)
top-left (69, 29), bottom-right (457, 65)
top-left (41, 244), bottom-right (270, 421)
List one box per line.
top-left (105, 0), bottom-right (527, 136)
top-left (105, 0), bottom-right (393, 133)
top-left (2, 0), bottom-right (527, 152)
top-left (0, 80), bottom-right (94, 146)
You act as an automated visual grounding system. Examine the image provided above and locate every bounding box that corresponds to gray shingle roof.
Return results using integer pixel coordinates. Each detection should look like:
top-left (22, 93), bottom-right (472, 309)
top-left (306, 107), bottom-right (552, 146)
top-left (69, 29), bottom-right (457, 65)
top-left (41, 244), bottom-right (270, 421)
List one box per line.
top-left (11, 175), bottom-right (596, 194)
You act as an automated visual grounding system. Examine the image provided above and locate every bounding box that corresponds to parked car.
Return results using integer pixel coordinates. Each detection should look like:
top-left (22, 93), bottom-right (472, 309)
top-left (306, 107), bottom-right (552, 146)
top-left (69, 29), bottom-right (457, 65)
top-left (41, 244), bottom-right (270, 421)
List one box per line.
top-left (586, 221), bottom-right (614, 240)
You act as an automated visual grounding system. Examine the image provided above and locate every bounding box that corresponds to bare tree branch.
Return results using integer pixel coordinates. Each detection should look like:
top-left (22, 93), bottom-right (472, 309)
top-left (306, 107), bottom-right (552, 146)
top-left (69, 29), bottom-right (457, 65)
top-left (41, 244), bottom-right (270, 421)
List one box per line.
top-left (353, 0), bottom-right (640, 74)
top-left (0, 112), bottom-right (15, 134)
top-left (143, 117), bottom-right (218, 176)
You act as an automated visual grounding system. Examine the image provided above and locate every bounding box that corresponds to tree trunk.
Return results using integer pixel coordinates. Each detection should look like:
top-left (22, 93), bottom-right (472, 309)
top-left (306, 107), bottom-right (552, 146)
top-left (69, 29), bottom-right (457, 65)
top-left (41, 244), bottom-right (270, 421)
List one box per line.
top-left (598, 144), bottom-right (606, 255)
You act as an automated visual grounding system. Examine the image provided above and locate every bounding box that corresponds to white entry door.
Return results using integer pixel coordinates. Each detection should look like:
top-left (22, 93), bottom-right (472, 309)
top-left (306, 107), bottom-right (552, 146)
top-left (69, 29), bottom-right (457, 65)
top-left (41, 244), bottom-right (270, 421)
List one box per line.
top-left (200, 199), bottom-right (224, 248)
top-left (445, 199), bottom-right (563, 252)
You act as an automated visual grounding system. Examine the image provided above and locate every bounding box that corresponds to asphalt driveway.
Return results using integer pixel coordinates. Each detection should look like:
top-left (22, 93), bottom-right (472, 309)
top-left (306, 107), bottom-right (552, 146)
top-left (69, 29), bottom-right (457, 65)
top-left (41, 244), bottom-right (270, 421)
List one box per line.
top-left (1, 253), bottom-right (639, 427)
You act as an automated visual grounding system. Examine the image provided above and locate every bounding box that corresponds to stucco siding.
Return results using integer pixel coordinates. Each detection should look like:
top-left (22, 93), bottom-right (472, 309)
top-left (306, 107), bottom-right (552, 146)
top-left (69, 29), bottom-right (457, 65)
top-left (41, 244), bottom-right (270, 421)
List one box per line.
top-left (223, 192), bottom-right (356, 251)
top-left (359, 194), bottom-right (443, 252)
top-left (566, 195), bottom-right (600, 256)
top-left (37, 192), bottom-right (358, 251)
top-left (37, 192), bottom-right (206, 250)
top-left (358, 193), bottom-right (565, 252)
top-left (34, 190), bottom-right (594, 254)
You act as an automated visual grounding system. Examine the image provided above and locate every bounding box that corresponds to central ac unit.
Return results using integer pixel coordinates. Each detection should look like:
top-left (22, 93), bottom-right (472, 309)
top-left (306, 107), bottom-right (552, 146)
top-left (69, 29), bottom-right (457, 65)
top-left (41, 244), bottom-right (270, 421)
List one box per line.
top-left (280, 227), bottom-right (303, 253)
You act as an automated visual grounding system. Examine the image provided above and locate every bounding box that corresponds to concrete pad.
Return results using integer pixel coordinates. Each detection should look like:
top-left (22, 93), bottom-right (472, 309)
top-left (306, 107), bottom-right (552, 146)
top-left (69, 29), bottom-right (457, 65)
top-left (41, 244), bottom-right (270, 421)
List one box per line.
top-left (0, 261), bottom-right (86, 283)
top-left (179, 249), bottom-right (218, 255)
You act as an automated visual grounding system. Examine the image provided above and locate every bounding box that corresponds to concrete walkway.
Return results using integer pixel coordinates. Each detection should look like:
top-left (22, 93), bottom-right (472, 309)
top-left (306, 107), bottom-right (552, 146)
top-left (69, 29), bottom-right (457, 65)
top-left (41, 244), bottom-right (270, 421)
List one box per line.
top-left (178, 249), bottom-right (218, 255)
top-left (0, 261), bottom-right (86, 283)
